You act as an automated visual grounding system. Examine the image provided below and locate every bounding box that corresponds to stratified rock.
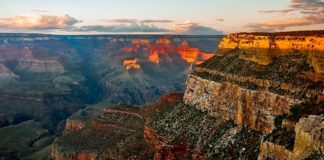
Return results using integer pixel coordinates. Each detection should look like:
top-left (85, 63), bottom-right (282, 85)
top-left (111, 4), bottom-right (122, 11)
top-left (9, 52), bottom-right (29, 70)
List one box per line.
top-left (17, 58), bottom-right (64, 74)
top-left (258, 115), bottom-right (324, 160)
top-left (184, 75), bottom-right (301, 133)
top-left (217, 32), bottom-right (324, 73)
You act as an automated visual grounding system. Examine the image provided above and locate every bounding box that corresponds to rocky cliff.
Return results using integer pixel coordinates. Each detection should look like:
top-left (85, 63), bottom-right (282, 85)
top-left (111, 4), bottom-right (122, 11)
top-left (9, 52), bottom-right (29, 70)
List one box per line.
top-left (183, 31), bottom-right (324, 159)
top-left (217, 31), bottom-right (324, 73)
top-left (185, 31), bottom-right (323, 132)
top-left (17, 58), bottom-right (64, 74)
top-left (259, 115), bottom-right (323, 160)
top-left (184, 75), bottom-right (301, 133)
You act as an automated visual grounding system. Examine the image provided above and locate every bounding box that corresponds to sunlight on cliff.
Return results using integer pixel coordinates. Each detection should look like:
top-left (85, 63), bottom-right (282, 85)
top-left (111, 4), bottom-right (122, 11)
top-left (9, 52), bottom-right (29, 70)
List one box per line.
top-left (123, 58), bottom-right (141, 70)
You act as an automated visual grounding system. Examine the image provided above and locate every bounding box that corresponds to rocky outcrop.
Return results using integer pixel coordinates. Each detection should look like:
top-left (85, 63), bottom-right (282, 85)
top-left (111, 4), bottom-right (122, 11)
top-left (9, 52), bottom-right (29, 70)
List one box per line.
top-left (217, 32), bottom-right (324, 73)
top-left (122, 58), bottom-right (141, 70)
top-left (64, 119), bottom-right (85, 134)
top-left (184, 75), bottom-right (301, 133)
top-left (258, 115), bottom-right (324, 160)
top-left (0, 63), bottom-right (19, 83)
top-left (17, 58), bottom-right (65, 74)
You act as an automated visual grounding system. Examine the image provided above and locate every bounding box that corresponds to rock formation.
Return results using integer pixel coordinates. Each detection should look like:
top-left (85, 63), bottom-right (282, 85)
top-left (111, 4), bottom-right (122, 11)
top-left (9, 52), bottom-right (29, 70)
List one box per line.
top-left (184, 75), bottom-right (301, 133)
top-left (217, 32), bottom-right (324, 73)
top-left (0, 63), bottom-right (19, 83)
top-left (122, 37), bottom-right (215, 65)
top-left (122, 58), bottom-right (141, 70)
top-left (17, 58), bottom-right (64, 74)
top-left (259, 115), bottom-right (324, 160)
top-left (182, 31), bottom-right (324, 159)
top-left (64, 119), bottom-right (85, 134)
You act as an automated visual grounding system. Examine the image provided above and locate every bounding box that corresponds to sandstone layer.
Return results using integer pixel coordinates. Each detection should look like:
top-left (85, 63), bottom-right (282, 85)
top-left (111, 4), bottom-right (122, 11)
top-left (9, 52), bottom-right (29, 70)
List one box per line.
top-left (217, 32), bottom-right (324, 73)
top-left (184, 75), bottom-right (301, 133)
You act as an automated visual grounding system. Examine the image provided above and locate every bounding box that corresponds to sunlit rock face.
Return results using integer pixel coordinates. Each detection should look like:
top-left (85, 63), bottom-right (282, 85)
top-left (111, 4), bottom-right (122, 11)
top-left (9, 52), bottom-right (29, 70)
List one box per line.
top-left (184, 75), bottom-right (301, 133)
top-left (64, 119), bottom-right (85, 134)
top-left (217, 32), bottom-right (324, 73)
top-left (184, 31), bottom-right (324, 134)
top-left (122, 58), bottom-right (141, 70)
top-left (121, 37), bottom-right (216, 65)
top-left (148, 51), bottom-right (160, 64)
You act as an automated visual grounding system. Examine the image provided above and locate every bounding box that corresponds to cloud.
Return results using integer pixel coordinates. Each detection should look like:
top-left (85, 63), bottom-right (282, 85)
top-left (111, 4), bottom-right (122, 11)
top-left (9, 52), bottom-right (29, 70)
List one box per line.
top-left (259, 0), bottom-right (324, 15)
top-left (33, 10), bottom-right (49, 13)
top-left (102, 19), bottom-right (138, 23)
top-left (100, 19), bottom-right (173, 24)
top-left (140, 19), bottom-right (173, 23)
top-left (290, 0), bottom-right (324, 14)
top-left (169, 22), bottom-right (223, 35)
top-left (73, 23), bottom-right (169, 33)
top-left (0, 13), bottom-right (81, 29)
top-left (258, 9), bottom-right (295, 14)
top-left (0, 13), bottom-right (222, 35)
top-left (215, 18), bottom-right (225, 22)
top-left (247, 0), bottom-right (324, 31)
top-left (246, 15), bottom-right (324, 31)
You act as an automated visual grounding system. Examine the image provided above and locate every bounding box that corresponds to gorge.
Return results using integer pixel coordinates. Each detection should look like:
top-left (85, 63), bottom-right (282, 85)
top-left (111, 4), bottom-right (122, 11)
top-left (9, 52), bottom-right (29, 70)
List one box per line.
top-left (0, 34), bottom-right (221, 159)
top-left (52, 30), bottom-right (324, 160)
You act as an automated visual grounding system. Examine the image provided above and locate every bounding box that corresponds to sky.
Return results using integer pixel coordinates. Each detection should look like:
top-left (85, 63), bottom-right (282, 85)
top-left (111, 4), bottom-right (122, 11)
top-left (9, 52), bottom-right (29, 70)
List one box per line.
top-left (0, 0), bottom-right (323, 35)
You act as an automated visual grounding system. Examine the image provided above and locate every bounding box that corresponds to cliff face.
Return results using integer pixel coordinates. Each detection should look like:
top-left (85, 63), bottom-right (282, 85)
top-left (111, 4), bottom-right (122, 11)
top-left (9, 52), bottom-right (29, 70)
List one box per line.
top-left (184, 75), bottom-right (301, 133)
top-left (183, 31), bottom-right (324, 159)
top-left (259, 115), bottom-right (324, 160)
top-left (17, 58), bottom-right (64, 74)
top-left (64, 119), bottom-right (85, 134)
top-left (217, 33), bottom-right (324, 73)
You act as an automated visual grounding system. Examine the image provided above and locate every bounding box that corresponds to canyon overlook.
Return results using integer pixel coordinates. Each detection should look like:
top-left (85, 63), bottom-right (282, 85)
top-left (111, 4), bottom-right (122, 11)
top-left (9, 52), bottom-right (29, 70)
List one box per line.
top-left (52, 31), bottom-right (324, 160)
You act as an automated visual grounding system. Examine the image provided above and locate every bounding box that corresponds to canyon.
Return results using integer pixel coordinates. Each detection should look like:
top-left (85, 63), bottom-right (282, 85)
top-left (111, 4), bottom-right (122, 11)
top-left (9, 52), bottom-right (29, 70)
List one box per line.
top-left (0, 34), bottom-right (221, 159)
top-left (52, 30), bottom-right (323, 160)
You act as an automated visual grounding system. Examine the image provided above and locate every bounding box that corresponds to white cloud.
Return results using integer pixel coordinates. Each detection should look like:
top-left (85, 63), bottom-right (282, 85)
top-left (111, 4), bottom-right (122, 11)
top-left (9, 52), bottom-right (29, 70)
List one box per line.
top-left (0, 13), bottom-right (81, 29)
top-left (169, 22), bottom-right (223, 35)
